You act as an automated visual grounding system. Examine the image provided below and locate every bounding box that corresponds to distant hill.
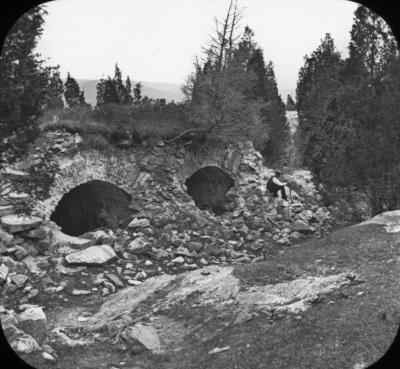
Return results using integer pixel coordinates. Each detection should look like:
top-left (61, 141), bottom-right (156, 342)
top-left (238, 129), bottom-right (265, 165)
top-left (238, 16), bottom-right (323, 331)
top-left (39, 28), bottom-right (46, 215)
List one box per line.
top-left (74, 79), bottom-right (185, 106)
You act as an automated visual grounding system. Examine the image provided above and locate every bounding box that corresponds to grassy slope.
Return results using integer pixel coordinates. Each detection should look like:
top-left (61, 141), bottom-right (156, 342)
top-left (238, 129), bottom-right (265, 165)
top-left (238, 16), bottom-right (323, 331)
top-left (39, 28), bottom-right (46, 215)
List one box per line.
top-left (16, 223), bottom-right (400, 369)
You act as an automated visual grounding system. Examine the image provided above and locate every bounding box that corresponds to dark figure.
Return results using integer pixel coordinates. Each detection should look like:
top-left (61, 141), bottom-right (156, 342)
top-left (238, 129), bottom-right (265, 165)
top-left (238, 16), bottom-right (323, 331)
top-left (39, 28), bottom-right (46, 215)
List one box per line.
top-left (266, 170), bottom-right (288, 200)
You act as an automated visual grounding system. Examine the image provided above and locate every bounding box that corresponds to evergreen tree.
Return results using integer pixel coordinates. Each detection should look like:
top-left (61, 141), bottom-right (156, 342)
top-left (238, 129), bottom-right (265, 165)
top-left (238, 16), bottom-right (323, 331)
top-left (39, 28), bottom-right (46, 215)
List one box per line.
top-left (296, 5), bottom-right (400, 215)
top-left (64, 73), bottom-right (86, 107)
top-left (96, 78), bottom-right (106, 106)
top-left (182, 11), bottom-right (289, 157)
top-left (125, 76), bottom-right (133, 104)
top-left (79, 90), bottom-right (86, 105)
top-left (286, 95), bottom-right (296, 110)
top-left (96, 65), bottom-right (134, 106)
top-left (97, 77), bottom-right (119, 106)
top-left (261, 61), bottom-right (289, 163)
top-left (113, 64), bottom-right (128, 103)
top-left (296, 33), bottom-right (342, 168)
top-left (133, 82), bottom-right (142, 103)
top-left (246, 48), bottom-right (267, 99)
top-left (0, 5), bottom-right (52, 159)
top-left (46, 67), bottom-right (64, 109)
top-left (349, 5), bottom-right (397, 80)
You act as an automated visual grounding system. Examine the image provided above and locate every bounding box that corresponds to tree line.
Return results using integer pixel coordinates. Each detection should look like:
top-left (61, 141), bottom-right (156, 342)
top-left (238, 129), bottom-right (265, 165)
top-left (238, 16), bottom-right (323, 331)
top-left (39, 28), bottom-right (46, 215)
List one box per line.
top-left (296, 5), bottom-right (400, 214)
top-left (0, 1), bottom-right (290, 165)
top-left (182, 0), bottom-right (288, 161)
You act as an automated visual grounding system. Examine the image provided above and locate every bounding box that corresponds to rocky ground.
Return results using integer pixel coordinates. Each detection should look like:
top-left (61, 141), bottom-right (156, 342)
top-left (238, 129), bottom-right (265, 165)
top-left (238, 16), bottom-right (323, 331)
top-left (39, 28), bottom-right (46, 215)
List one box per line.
top-left (1, 211), bottom-right (400, 369)
top-left (0, 131), bottom-right (390, 368)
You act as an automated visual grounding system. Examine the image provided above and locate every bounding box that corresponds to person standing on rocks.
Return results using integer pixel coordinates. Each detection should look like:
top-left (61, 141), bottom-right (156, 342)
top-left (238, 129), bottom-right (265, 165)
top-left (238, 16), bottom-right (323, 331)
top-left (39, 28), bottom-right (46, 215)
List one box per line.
top-left (266, 170), bottom-right (288, 204)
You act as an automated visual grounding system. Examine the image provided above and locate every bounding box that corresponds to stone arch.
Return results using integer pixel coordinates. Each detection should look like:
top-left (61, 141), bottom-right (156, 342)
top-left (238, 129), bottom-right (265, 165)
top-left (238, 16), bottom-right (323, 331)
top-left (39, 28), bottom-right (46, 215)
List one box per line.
top-left (50, 180), bottom-right (132, 236)
top-left (36, 150), bottom-right (141, 218)
top-left (176, 142), bottom-right (243, 181)
top-left (184, 166), bottom-right (235, 215)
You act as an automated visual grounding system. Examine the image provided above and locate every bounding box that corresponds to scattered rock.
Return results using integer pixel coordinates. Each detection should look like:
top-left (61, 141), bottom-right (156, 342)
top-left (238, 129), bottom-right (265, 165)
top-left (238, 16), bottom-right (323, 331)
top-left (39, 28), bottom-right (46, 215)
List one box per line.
top-left (42, 351), bottom-right (56, 361)
top-left (18, 306), bottom-right (47, 344)
top-left (0, 264), bottom-right (9, 285)
top-left (10, 333), bottom-right (41, 354)
top-left (21, 227), bottom-right (48, 239)
top-left (22, 256), bottom-right (45, 275)
top-left (1, 215), bottom-right (43, 234)
top-left (65, 245), bottom-right (117, 266)
top-left (127, 280), bottom-right (142, 286)
top-left (71, 289), bottom-right (92, 296)
top-left (127, 237), bottom-right (149, 254)
top-left (293, 220), bottom-right (312, 233)
top-left (208, 345), bottom-right (230, 354)
top-left (50, 327), bottom-right (93, 347)
top-left (171, 256), bottom-right (185, 264)
top-left (121, 324), bottom-right (161, 355)
top-left (174, 246), bottom-right (191, 257)
top-left (51, 230), bottom-right (94, 250)
top-left (10, 274), bottom-right (29, 288)
top-left (0, 205), bottom-right (14, 217)
top-left (128, 218), bottom-right (151, 229)
top-left (105, 273), bottom-right (125, 288)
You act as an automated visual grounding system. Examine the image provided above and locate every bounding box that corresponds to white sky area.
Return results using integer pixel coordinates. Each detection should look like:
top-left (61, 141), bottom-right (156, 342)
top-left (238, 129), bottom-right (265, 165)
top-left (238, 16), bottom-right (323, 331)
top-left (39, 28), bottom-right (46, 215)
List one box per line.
top-left (35, 0), bottom-right (361, 95)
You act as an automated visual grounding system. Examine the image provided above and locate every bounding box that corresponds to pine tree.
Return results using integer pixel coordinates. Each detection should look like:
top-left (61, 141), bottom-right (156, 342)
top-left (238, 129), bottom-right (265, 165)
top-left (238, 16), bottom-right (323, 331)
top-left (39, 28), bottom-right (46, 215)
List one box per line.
top-left (125, 76), bottom-right (133, 104)
top-left (261, 61), bottom-right (289, 163)
top-left (349, 5), bottom-right (397, 80)
top-left (286, 95), bottom-right (296, 110)
top-left (0, 5), bottom-right (51, 158)
top-left (103, 77), bottom-right (119, 105)
top-left (247, 48), bottom-right (267, 99)
top-left (46, 67), bottom-right (64, 109)
top-left (64, 73), bottom-right (85, 107)
top-left (113, 64), bottom-right (128, 104)
top-left (133, 82), bottom-right (142, 103)
top-left (296, 5), bottom-right (400, 215)
top-left (96, 65), bottom-right (134, 105)
top-left (96, 78), bottom-right (106, 106)
top-left (296, 33), bottom-right (342, 168)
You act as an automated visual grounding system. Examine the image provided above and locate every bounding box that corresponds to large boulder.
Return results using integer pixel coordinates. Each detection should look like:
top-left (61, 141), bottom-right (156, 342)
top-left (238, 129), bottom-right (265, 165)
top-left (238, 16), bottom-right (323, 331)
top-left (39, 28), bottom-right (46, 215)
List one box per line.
top-left (18, 307), bottom-right (47, 344)
top-left (65, 245), bottom-right (117, 266)
top-left (121, 324), bottom-right (161, 355)
top-left (1, 215), bottom-right (43, 234)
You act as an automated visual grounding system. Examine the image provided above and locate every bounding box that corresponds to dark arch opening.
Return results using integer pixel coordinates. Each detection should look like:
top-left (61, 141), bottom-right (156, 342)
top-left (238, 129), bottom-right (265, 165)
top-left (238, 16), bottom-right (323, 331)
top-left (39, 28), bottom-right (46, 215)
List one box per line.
top-left (50, 180), bottom-right (132, 236)
top-left (185, 166), bottom-right (234, 215)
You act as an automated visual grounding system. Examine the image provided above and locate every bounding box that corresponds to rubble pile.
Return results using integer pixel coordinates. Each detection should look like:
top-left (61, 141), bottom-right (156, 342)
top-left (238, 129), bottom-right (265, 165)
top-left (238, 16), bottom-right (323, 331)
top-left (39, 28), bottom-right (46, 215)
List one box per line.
top-left (0, 130), bottom-right (335, 358)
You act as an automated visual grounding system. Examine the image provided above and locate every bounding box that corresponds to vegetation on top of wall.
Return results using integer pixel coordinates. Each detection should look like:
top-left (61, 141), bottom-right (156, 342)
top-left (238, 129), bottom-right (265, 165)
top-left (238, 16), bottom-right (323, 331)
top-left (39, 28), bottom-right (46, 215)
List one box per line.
top-left (38, 100), bottom-right (192, 146)
top-left (34, 0), bottom-right (289, 160)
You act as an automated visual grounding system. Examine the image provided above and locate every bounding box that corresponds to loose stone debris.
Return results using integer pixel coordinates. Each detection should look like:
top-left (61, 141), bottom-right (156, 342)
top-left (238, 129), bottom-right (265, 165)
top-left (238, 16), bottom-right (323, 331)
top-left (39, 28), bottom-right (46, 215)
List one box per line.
top-left (0, 134), bottom-right (382, 364)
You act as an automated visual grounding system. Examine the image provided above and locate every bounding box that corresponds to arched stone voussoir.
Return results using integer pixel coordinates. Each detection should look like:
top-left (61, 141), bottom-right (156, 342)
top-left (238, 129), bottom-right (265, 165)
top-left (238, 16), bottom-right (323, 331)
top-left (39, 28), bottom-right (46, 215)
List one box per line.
top-left (177, 144), bottom-right (242, 182)
top-left (35, 151), bottom-right (140, 219)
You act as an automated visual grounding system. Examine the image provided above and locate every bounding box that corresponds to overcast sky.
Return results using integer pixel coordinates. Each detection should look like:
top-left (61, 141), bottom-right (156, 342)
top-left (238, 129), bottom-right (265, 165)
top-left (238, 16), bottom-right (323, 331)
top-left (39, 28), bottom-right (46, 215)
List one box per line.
top-left (35, 0), bottom-right (361, 95)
